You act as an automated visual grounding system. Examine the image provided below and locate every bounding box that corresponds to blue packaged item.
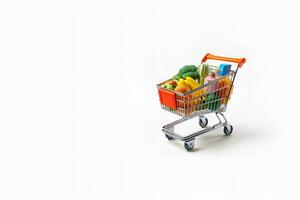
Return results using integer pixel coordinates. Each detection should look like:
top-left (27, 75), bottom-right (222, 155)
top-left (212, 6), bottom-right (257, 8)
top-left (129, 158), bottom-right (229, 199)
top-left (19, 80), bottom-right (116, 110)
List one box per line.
top-left (219, 63), bottom-right (231, 76)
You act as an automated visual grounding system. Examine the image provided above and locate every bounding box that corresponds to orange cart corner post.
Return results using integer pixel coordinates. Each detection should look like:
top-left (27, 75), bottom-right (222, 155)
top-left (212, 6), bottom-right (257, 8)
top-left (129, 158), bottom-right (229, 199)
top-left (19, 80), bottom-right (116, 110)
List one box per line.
top-left (201, 53), bottom-right (246, 68)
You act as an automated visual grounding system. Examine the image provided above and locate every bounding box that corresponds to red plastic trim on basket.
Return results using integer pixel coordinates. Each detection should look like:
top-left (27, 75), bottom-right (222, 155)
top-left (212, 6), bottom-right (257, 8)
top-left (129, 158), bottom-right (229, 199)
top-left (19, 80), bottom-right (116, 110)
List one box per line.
top-left (158, 88), bottom-right (177, 110)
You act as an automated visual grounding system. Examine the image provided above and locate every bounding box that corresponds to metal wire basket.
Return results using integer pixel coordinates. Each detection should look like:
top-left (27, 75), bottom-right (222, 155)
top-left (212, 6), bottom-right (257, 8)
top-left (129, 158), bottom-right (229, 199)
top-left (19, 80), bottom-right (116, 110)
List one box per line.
top-left (157, 65), bottom-right (235, 117)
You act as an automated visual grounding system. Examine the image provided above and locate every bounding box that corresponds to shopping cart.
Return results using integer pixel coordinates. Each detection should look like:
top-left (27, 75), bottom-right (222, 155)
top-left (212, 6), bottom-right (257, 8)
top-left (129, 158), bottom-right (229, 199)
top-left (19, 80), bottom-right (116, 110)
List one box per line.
top-left (157, 53), bottom-right (246, 151)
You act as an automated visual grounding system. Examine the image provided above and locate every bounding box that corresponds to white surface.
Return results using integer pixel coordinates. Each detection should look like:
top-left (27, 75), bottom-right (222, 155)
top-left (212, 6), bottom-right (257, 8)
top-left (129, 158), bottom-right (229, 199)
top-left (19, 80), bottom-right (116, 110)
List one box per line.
top-left (0, 0), bottom-right (299, 199)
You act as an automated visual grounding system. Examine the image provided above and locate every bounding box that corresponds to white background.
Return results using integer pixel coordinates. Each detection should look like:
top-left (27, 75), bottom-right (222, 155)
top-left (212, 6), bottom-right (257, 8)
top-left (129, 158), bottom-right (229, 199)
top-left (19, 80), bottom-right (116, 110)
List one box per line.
top-left (0, 0), bottom-right (299, 199)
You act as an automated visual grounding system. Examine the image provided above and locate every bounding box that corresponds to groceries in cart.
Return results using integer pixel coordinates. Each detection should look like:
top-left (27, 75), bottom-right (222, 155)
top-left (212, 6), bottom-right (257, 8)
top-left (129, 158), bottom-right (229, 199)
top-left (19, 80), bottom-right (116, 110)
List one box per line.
top-left (160, 62), bottom-right (234, 117)
top-left (157, 53), bottom-right (246, 151)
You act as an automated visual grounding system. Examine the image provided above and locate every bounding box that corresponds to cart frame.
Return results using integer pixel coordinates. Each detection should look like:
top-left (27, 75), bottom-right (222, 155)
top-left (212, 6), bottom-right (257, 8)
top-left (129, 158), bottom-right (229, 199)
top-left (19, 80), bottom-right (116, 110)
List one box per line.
top-left (157, 53), bottom-right (246, 151)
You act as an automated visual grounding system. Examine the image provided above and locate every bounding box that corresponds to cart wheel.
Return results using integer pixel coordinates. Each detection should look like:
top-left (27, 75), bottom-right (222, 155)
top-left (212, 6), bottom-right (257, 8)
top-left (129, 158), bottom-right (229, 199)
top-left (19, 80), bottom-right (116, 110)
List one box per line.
top-left (223, 125), bottom-right (233, 135)
top-left (199, 117), bottom-right (208, 128)
top-left (184, 140), bottom-right (195, 151)
top-left (165, 134), bottom-right (174, 140)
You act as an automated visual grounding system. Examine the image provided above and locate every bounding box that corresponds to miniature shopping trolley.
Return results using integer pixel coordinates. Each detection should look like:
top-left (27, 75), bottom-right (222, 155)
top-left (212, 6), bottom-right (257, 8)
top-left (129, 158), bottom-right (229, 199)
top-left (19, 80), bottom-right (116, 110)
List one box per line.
top-left (157, 53), bottom-right (246, 151)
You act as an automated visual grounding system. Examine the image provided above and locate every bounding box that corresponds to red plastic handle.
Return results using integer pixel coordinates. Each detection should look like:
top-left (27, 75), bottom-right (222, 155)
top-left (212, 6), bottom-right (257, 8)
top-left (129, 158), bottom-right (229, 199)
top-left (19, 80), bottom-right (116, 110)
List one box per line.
top-left (202, 53), bottom-right (246, 68)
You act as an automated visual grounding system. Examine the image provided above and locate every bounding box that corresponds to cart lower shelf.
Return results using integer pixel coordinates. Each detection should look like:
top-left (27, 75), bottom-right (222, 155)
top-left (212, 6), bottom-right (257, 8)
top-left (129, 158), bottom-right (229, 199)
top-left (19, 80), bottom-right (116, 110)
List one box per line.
top-left (162, 112), bottom-right (233, 151)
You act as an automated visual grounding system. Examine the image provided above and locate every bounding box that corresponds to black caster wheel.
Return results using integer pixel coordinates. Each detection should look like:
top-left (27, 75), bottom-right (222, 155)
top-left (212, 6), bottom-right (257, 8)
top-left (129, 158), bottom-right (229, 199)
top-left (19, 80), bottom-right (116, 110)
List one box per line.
top-left (199, 117), bottom-right (208, 128)
top-left (165, 134), bottom-right (174, 140)
top-left (184, 140), bottom-right (195, 151)
top-left (223, 125), bottom-right (233, 135)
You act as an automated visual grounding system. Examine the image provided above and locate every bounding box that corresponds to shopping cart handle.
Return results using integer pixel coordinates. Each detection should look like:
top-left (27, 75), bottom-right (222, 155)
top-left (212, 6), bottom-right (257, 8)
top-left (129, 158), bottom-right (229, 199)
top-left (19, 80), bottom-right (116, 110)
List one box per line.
top-left (201, 53), bottom-right (246, 68)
